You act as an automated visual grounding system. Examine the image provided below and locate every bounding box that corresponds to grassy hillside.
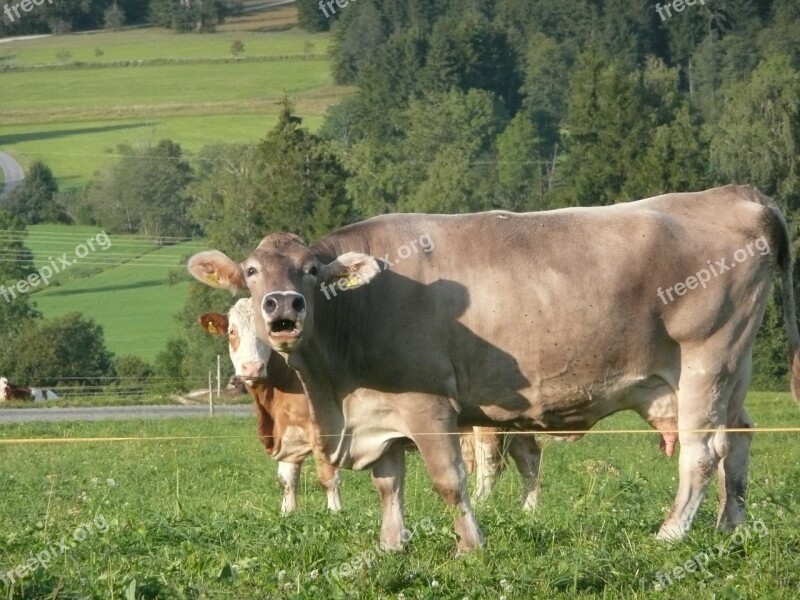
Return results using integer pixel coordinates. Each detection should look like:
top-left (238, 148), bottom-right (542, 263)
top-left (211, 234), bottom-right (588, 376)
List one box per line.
top-left (0, 11), bottom-right (350, 191)
top-left (0, 393), bottom-right (798, 598)
top-left (0, 9), bottom-right (349, 365)
top-left (23, 225), bottom-right (204, 361)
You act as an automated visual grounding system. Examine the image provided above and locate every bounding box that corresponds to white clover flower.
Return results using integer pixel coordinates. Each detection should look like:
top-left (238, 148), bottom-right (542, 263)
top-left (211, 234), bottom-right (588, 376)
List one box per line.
top-left (277, 570), bottom-right (286, 580)
top-left (106, 478), bottom-right (117, 488)
top-left (431, 580), bottom-right (439, 588)
top-left (309, 569), bottom-right (319, 579)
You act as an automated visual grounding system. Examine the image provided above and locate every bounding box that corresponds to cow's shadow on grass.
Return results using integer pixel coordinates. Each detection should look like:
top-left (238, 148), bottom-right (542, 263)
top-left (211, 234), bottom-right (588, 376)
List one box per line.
top-left (0, 123), bottom-right (151, 146)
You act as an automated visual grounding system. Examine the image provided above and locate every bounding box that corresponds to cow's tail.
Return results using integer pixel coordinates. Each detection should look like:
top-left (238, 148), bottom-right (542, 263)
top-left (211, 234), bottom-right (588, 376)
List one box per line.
top-left (745, 186), bottom-right (800, 402)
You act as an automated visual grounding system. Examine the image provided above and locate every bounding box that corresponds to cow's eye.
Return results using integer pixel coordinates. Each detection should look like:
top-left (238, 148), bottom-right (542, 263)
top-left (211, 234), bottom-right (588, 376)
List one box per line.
top-left (246, 266), bottom-right (257, 277)
top-left (306, 265), bottom-right (318, 277)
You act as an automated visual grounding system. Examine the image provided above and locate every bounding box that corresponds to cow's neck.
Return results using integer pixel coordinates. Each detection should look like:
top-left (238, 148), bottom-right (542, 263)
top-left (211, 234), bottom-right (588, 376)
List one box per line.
top-left (266, 351), bottom-right (304, 393)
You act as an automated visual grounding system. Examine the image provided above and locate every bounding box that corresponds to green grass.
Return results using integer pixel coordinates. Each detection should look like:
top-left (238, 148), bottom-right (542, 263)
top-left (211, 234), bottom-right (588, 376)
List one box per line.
top-left (0, 392), bottom-right (798, 598)
top-left (0, 112), bottom-right (328, 191)
top-left (19, 224), bottom-right (203, 361)
top-left (0, 24), bottom-right (350, 190)
top-left (0, 60), bottom-right (332, 113)
top-left (0, 28), bottom-right (329, 66)
top-left (0, 18), bottom-right (348, 355)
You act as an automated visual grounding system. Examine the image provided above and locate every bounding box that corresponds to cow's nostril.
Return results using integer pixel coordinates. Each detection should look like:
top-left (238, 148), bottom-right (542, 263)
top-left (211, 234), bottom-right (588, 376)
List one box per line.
top-left (265, 297), bottom-right (278, 314)
top-left (292, 296), bottom-right (305, 313)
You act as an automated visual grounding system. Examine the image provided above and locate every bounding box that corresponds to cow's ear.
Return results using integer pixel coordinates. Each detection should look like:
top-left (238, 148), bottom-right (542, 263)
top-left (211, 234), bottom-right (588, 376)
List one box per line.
top-left (188, 250), bottom-right (246, 292)
top-left (322, 252), bottom-right (382, 289)
top-left (198, 312), bottom-right (228, 336)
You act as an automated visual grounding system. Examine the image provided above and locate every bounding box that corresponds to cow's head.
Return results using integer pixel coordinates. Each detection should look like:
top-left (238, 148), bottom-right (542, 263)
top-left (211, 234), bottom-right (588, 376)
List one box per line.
top-left (198, 298), bottom-right (270, 380)
top-left (188, 234), bottom-right (381, 352)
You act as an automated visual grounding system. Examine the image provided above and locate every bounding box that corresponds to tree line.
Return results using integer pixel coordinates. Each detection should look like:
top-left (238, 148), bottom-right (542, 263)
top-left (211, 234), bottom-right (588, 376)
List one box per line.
top-left (0, 0), bottom-right (240, 36)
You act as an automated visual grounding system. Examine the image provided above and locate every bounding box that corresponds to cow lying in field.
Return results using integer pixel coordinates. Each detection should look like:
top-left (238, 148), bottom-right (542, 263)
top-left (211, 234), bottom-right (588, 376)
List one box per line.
top-left (200, 298), bottom-right (543, 512)
top-left (189, 186), bottom-right (794, 552)
top-left (0, 377), bottom-right (59, 401)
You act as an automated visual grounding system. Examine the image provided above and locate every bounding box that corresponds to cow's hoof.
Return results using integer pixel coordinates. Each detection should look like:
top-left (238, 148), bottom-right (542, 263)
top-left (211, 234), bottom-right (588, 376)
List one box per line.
top-left (656, 525), bottom-right (687, 542)
top-left (379, 540), bottom-right (404, 552)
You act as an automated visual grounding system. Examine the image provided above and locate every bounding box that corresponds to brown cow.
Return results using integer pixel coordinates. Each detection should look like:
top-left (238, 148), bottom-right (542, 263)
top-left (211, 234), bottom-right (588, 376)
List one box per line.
top-left (188, 186), bottom-right (792, 551)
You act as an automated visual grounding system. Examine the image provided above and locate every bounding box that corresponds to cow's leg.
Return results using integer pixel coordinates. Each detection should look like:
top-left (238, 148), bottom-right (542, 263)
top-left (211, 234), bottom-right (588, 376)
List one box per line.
top-left (459, 430), bottom-right (475, 475)
top-left (314, 454), bottom-right (342, 512)
top-left (277, 461), bottom-right (301, 513)
top-left (416, 429), bottom-right (484, 552)
top-left (507, 433), bottom-right (541, 511)
top-left (716, 369), bottom-right (753, 532)
top-left (657, 368), bottom-right (732, 541)
top-left (471, 427), bottom-right (504, 504)
top-left (371, 441), bottom-right (406, 550)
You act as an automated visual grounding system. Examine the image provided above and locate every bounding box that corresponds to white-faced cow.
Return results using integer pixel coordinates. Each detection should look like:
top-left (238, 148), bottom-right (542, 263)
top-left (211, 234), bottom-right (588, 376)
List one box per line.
top-left (189, 185), bottom-right (799, 552)
top-left (201, 299), bottom-right (543, 512)
top-left (199, 298), bottom-right (342, 513)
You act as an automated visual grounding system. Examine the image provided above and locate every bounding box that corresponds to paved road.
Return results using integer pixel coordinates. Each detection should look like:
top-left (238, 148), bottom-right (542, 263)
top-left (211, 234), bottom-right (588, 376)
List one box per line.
top-left (0, 34), bottom-right (51, 44)
top-left (0, 404), bottom-right (253, 424)
top-left (0, 151), bottom-right (25, 196)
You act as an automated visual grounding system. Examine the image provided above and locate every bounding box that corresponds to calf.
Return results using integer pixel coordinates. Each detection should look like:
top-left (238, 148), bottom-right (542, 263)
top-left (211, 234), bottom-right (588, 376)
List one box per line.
top-left (200, 298), bottom-right (342, 513)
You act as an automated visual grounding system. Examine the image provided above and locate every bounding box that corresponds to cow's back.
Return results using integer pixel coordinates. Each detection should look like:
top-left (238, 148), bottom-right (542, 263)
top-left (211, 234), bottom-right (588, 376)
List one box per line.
top-left (310, 186), bottom-right (781, 419)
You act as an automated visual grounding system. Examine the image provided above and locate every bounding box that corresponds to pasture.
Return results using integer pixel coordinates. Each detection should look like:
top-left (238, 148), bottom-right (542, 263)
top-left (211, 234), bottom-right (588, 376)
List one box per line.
top-left (0, 392), bottom-right (798, 599)
top-left (0, 18), bottom-right (348, 190)
top-left (22, 224), bottom-right (203, 361)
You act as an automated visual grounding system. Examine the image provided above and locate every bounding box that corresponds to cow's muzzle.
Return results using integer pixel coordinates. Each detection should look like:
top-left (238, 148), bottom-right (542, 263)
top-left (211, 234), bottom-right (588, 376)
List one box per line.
top-left (262, 292), bottom-right (305, 350)
top-left (239, 360), bottom-right (266, 381)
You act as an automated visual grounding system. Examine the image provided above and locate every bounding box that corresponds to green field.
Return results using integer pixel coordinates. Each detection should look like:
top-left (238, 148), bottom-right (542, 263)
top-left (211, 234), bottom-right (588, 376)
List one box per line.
top-left (0, 17), bottom-right (350, 191)
top-left (0, 393), bottom-right (798, 598)
top-left (20, 224), bottom-right (204, 361)
top-left (0, 12), bottom-right (350, 363)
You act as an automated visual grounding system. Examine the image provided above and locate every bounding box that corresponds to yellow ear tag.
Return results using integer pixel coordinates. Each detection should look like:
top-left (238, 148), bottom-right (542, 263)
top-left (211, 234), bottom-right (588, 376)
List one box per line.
top-left (207, 322), bottom-right (217, 334)
top-left (342, 273), bottom-right (361, 288)
top-left (204, 272), bottom-right (219, 285)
